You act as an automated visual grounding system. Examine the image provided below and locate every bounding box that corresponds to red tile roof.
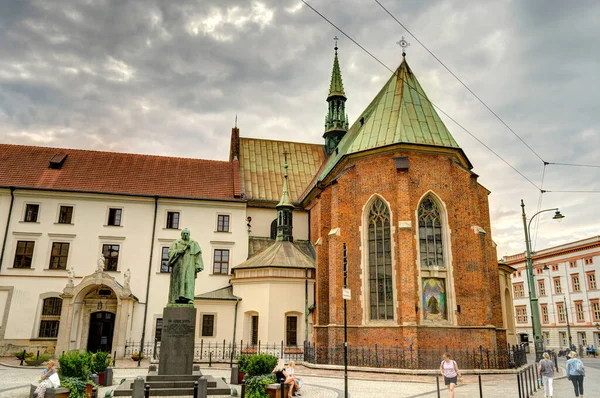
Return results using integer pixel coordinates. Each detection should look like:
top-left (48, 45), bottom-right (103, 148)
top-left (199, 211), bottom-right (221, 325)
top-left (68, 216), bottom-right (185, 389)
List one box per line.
top-left (0, 144), bottom-right (240, 201)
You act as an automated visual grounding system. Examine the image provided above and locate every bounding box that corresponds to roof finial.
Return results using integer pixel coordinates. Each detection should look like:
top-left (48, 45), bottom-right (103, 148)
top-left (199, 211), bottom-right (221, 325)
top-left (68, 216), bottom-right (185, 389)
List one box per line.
top-left (334, 35), bottom-right (339, 54)
top-left (235, 114), bottom-right (238, 128)
top-left (396, 36), bottom-right (410, 58)
top-left (283, 151), bottom-right (289, 178)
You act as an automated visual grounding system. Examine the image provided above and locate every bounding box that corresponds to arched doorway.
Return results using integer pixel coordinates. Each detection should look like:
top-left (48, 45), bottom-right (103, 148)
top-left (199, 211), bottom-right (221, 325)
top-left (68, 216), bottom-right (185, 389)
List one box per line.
top-left (87, 311), bottom-right (115, 352)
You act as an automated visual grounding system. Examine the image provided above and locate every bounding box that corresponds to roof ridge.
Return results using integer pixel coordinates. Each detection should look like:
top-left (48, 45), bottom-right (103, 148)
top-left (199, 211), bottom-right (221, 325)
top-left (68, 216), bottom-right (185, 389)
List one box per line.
top-left (0, 143), bottom-right (230, 164)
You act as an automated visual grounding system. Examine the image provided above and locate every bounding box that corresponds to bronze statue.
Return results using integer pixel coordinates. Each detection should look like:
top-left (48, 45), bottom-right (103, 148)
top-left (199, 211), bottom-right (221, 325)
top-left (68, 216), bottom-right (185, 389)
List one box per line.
top-left (167, 228), bottom-right (204, 306)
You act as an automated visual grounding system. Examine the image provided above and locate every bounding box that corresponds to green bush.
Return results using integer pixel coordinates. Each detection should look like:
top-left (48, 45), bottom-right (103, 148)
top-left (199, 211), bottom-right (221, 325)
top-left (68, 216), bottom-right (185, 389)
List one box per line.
top-left (61, 376), bottom-right (87, 398)
top-left (237, 354), bottom-right (251, 373)
top-left (58, 351), bottom-right (92, 379)
top-left (27, 353), bottom-right (52, 363)
top-left (244, 374), bottom-right (275, 398)
top-left (245, 354), bottom-right (278, 377)
top-left (91, 352), bottom-right (111, 373)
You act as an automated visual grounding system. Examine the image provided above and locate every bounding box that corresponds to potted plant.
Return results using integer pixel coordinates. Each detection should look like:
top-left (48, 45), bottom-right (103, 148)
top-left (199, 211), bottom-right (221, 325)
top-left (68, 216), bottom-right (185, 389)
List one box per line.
top-left (236, 354), bottom-right (250, 384)
top-left (131, 352), bottom-right (144, 361)
top-left (25, 353), bottom-right (52, 366)
top-left (58, 350), bottom-right (95, 398)
top-left (242, 354), bottom-right (279, 397)
top-left (91, 352), bottom-right (111, 386)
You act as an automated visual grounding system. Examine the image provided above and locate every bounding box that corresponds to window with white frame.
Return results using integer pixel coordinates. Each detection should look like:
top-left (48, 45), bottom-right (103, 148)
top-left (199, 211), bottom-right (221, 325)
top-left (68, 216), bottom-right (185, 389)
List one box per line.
top-left (213, 249), bottom-right (229, 274)
top-left (515, 306), bottom-right (528, 323)
top-left (160, 247), bottom-right (171, 273)
top-left (557, 303), bottom-right (566, 322)
top-left (166, 212), bottom-right (180, 229)
top-left (576, 302), bottom-right (584, 322)
top-left (58, 206), bottom-right (73, 224)
top-left (513, 283), bottom-right (524, 298)
top-left (559, 332), bottom-right (567, 346)
top-left (572, 274), bottom-right (581, 292)
top-left (201, 314), bottom-right (215, 337)
top-left (587, 272), bottom-right (597, 290)
top-left (24, 204), bottom-right (40, 222)
top-left (14, 241), bottom-right (35, 268)
top-left (538, 280), bottom-right (546, 296)
top-left (541, 305), bottom-right (549, 324)
top-left (49, 242), bottom-right (69, 270)
top-left (39, 297), bottom-right (62, 338)
top-left (217, 214), bottom-right (230, 232)
top-left (554, 277), bottom-right (562, 294)
top-left (592, 301), bottom-right (600, 322)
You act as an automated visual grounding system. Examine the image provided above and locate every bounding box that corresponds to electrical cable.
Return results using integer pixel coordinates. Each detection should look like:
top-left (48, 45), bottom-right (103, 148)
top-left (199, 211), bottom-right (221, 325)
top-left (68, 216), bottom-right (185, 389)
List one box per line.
top-left (301, 0), bottom-right (542, 191)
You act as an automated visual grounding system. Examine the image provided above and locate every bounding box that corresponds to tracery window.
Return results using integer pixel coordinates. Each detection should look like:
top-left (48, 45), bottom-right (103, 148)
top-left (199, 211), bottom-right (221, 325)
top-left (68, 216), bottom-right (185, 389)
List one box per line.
top-left (367, 198), bottom-right (393, 320)
top-left (418, 198), bottom-right (444, 267)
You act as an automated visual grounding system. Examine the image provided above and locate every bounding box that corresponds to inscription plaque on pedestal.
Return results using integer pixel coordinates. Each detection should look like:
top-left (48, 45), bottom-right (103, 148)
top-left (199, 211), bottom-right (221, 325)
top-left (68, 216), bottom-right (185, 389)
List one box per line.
top-left (158, 306), bottom-right (196, 375)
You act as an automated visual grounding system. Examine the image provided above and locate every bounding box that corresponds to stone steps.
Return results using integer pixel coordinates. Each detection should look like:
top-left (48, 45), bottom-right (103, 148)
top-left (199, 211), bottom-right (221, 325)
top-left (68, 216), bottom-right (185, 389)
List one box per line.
top-left (113, 375), bottom-right (231, 397)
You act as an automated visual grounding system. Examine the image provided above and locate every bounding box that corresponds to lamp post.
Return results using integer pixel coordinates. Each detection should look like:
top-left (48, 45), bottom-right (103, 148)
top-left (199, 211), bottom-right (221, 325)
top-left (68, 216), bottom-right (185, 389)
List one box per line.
top-left (564, 299), bottom-right (573, 349)
top-left (521, 200), bottom-right (565, 362)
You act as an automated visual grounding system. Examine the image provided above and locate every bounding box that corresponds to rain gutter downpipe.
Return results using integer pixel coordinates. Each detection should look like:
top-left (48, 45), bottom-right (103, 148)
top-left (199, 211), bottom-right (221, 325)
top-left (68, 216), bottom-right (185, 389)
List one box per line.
top-left (0, 187), bottom-right (16, 271)
top-left (139, 196), bottom-right (159, 359)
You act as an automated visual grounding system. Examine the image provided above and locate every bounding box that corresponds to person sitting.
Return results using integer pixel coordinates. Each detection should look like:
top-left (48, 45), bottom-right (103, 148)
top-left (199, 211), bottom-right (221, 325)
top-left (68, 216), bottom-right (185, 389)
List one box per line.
top-left (34, 360), bottom-right (60, 398)
top-left (286, 361), bottom-right (303, 396)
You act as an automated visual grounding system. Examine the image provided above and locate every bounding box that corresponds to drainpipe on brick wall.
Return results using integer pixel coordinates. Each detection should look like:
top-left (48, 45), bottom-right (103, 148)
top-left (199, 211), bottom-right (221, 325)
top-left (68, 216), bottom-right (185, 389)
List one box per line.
top-left (0, 187), bottom-right (16, 271)
top-left (139, 196), bottom-right (159, 356)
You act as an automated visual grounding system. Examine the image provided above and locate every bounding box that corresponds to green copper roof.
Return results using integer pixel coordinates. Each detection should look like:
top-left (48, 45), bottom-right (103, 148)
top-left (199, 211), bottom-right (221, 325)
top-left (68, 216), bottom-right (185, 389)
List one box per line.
top-left (328, 50), bottom-right (346, 98)
top-left (314, 58), bottom-right (465, 184)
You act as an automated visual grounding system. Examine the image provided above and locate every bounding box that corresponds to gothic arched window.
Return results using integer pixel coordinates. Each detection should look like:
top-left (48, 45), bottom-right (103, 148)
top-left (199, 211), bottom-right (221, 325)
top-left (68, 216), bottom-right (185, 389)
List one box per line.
top-left (368, 198), bottom-right (393, 320)
top-left (418, 197), bottom-right (444, 267)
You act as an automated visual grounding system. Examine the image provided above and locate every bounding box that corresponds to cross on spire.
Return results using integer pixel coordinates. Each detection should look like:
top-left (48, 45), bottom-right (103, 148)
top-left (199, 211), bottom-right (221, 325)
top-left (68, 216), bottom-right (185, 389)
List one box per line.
top-left (397, 36), bottom-right (410, 57)
top-left (334, 35), bottom-right (339, 53)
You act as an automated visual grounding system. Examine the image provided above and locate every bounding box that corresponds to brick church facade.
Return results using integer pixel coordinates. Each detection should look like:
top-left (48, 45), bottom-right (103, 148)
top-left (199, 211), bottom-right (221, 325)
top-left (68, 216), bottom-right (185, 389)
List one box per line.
top-left (300, 48), bottom-right (505, 353)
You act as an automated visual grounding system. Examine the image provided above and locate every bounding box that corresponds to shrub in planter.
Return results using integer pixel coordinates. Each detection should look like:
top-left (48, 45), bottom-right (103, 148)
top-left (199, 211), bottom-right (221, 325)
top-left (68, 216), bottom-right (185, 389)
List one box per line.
top-left (245, 374), bottom-right (275, 398)
top-left (58, 351), bottom-right (92, 380)
top-left (91, 352), bottom-right (111, 385)
top-left (25, 353), bottom-right (52, 366)
top-left (245, 354), bottom-right (278, 377)
top-left (131, 352), bottom-right (144, 361)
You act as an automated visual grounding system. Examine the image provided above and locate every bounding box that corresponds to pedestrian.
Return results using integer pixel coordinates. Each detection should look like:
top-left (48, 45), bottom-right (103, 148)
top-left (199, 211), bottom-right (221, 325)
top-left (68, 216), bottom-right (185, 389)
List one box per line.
top-left (34, 360), bottom-right (60, 398)
top-left (286, 360), bottom-right (303, 396)
top-left (440, 353), bottom-right (462, 398)
top-left (566, 351), bottom-right (585, 397)
top-left (538, 352), bottom-right (554, 398)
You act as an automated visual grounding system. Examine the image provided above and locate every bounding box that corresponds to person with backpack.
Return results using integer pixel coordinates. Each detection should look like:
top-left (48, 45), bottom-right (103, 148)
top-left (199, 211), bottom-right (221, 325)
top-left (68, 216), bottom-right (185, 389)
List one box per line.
top-left (538, 352), bottom-right (554, 398)
top-left (440, 353), bottom-right (462, 398)
top-left (566, 351), bottom-right (585, 397)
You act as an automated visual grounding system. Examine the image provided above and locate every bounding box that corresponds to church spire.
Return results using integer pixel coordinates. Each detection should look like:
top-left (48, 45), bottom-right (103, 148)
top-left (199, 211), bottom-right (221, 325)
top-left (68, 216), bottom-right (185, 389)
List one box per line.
top-left (323, 37), bottom-right (348, 155)
top-left (276, 153), bottom-right (294, 242)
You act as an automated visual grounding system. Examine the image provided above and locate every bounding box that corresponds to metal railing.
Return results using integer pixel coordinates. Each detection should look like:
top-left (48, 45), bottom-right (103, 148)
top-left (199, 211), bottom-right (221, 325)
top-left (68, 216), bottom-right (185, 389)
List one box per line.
top-left (123, 340), bottom-right (526, 370)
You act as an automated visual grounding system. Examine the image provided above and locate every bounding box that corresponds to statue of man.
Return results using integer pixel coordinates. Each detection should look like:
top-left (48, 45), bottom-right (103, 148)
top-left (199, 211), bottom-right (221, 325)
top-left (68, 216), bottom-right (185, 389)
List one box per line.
top-left (167, 228), bottom-right (204, 305)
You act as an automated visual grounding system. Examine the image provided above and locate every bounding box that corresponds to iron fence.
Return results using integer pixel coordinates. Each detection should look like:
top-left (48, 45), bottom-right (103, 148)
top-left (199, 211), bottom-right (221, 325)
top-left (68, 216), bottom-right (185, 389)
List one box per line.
top-left (303, 343), bottom-right (527, 370)
top-left (122, 339), bottom-right (526, 370)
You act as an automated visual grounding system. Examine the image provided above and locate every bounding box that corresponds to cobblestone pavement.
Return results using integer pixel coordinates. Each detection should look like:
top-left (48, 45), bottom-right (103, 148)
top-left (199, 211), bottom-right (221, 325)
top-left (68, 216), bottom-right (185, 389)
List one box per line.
top-left (2, 356), bottom-right (599, 397)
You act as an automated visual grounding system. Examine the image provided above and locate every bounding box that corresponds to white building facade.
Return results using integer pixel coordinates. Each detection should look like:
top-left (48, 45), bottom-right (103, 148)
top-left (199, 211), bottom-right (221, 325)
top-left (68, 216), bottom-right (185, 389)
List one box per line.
top-left (506, 236), bottom-right (600, 350)
top-left (0, 143), bottom-right (314, 357)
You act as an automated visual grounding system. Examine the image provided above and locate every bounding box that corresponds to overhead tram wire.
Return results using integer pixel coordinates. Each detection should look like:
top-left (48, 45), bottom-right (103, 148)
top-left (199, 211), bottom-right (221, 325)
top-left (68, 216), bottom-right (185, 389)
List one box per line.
top-left (373, 0), bottom-right (600, 171)
top-left (547, 162), bottom-right (600, 168)
top-left (301, 0), bottom-right (542, 192)
top-left (373, 0), bottom-right (545, 164)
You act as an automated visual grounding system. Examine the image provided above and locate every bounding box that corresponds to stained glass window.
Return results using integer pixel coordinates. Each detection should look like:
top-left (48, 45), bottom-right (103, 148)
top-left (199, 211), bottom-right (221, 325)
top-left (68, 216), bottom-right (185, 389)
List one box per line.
top-left (418, 198), bottom-right (444, 267)
top-left (368, 198), bottom-right (393, 320)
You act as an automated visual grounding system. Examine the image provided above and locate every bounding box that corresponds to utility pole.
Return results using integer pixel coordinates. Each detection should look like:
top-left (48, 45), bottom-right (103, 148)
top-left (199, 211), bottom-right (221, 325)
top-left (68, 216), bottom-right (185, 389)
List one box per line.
top-left (343, 243), bottom-right (349, 398)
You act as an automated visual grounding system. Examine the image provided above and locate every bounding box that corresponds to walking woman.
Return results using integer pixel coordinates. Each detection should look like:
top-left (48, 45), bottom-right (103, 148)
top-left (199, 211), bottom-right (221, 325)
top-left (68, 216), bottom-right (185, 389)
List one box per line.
top-left (538, 352), bottom-right (554, 398)
top-left (566, 351), bottom-right (585, 397)
top-left (440, 353), bottom-right (462, 398)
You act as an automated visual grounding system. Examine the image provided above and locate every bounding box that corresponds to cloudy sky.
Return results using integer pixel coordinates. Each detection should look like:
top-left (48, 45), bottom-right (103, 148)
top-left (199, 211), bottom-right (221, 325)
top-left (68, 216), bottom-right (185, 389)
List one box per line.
top-left (1, 0), bottom-right (598, 258)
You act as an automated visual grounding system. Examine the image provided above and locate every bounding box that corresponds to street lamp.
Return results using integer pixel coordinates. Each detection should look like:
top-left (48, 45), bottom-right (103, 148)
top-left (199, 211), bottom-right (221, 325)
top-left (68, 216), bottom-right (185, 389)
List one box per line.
top-left (521, 199), bottom-right (565, 362)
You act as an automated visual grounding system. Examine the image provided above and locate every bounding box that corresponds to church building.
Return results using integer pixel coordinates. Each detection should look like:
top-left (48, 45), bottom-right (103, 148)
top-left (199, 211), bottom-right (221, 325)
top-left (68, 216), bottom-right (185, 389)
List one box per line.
top-left (0, 44), bottom-right (508, 362)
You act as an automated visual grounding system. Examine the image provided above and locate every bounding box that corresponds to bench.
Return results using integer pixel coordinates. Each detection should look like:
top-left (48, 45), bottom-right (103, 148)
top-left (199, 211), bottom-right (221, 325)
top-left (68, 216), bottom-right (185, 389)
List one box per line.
top-left (265, 383), bottom-right (291, 398)
top-left (30, 383), bottom-right (70, 398)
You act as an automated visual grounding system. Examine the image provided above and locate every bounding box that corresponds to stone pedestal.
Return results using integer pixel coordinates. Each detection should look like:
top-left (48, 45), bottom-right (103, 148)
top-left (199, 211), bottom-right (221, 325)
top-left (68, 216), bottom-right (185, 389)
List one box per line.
top-left (158, 306), bottom-right (196, 375)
